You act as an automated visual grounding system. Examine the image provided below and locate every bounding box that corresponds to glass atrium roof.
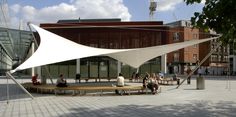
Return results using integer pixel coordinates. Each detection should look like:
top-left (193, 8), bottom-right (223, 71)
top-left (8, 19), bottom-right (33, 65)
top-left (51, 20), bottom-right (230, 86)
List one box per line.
top-left (0, 27), bottom-right (33, 61)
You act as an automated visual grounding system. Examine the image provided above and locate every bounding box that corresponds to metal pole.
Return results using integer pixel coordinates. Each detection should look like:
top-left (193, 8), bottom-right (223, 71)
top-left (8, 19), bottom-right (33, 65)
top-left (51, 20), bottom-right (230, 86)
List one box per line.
top-left (228, 42), bottom-right (233, 91)
top-left (27, 22), bottom-right (54, 84)
top-left (177, 38), bottom-right (222, 88)
top-left (5, 72), bottom-right (34, 99)
top-left (228, 57), bottom-right (231, 91)
top-left (6, 74), bottom-right (9, 104)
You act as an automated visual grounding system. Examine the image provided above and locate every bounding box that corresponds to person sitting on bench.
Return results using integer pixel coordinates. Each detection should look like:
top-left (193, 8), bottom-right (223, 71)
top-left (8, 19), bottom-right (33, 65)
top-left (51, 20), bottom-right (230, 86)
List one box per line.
top-left (147, 73), bottom-right (159, 94)
top-left (115, 73), bottom-right (125, 95)
top-left (56, 74), bottom-right (67, 87)
top-left (32, 74), bottom-right (41, 85)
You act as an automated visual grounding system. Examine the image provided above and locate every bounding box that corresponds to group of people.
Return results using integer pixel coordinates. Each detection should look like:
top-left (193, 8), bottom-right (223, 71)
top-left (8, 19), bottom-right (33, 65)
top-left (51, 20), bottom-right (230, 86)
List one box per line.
top-left (142, 72), bottom-right (159, 94)
top-left (31, 73), bottom-right (67, 87)
top-left (116, 72), bottom-right (160, 94)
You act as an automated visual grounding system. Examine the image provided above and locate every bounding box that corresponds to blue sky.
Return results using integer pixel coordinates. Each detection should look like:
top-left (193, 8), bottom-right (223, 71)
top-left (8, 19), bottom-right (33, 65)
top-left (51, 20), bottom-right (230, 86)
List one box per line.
top-left (123, 0), bottom-right (203, 23)
top-left (5, 0), bottom-right (204, 29)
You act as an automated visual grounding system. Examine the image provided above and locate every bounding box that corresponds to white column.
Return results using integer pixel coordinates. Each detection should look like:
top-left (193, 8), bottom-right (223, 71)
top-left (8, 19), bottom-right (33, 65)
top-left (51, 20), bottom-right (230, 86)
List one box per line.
top-left (31, 42), bottom-right (35, 76)
top-left (76, 59), bottom-right (80, 74)
top-left (117, 61), bottom-right (121, 75)
top-left (161, 54), bottom-right (167, 74)
top-left (37, 67), bottom-right (43, 83)
top-left (234, 56), bottom-right (236, 73)
top-left (178, 64), bottom-right (181, 74)
top-left (136, 67), bottom-right (139, 73)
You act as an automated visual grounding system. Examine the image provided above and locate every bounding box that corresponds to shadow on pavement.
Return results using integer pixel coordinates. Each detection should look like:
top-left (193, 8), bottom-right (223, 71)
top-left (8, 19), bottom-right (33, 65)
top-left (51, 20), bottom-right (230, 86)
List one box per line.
top-left (0, 84), bottom-right (53, 101)
top-left (60, 100), bottom-right (236, 117)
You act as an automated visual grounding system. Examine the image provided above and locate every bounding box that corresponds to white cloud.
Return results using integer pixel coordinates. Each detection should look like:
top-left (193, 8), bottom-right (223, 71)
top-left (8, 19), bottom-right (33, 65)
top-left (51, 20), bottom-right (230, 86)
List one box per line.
top-left (157, 0), bottom-right (182, 11)
top-left (9, 0), bottom-right (131, 29)
top-left (10, 4), bottom-right (21, 14)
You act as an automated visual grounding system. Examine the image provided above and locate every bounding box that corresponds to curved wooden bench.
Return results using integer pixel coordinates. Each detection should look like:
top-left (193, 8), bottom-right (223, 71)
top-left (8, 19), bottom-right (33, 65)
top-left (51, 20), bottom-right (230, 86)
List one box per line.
top-left (159, 78), bottom-right (180, 85)
top-left (22, 83), bottom-right (161, 96)
top-left (55, 85), bottom-right (146, 95)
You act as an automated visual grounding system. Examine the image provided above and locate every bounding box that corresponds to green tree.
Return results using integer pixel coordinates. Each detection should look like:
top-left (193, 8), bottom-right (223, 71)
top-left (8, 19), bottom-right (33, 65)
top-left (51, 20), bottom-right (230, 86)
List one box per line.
top-left (184, 0), bottom-right (236, 44)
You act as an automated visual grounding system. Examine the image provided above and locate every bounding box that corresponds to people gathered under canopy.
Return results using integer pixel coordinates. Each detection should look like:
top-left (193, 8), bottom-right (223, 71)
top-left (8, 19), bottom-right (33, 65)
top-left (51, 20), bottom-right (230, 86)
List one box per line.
top-left (143, 72), bottom-right (159, 94)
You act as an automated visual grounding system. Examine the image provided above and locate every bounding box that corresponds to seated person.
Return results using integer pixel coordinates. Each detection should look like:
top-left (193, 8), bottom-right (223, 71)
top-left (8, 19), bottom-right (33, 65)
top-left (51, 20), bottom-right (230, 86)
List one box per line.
top-left (115, 73), bottom-right (125, 95)
top-left (159, 72), bottom-right (164, 79)
top-left (135, 72), bottom-right (140, 82)
top-left (142, 72), bottom-right (150, 88)
top-left (75, 73), bottom-right (81, 83)
top-left (32, 74), bottom-right (41, 85)
top-left (56, 74), bottom-right (67, 87)
top-left (117, 73), bottom-right (125, 87)
top-left (147, 76), bottom-right (159, 94)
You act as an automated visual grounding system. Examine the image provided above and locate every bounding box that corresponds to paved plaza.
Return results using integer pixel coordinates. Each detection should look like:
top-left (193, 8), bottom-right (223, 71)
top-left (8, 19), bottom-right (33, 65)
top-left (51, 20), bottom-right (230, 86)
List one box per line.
top-left (0, 76), bottom-right (236, 117)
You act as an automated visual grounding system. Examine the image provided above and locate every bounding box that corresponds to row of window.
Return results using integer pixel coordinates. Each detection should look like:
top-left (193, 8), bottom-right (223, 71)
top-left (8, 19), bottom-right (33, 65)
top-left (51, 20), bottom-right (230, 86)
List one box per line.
top-left (211, 44), bottom-right (229, 53)
top-left (173, 32), bottom-right (198, 41)
top-left (211, 55), bottom-right (229, 62)
top-left (173, 52), bottom-right (198, 62)
top-left (41, 57), bottom-right (162, 78)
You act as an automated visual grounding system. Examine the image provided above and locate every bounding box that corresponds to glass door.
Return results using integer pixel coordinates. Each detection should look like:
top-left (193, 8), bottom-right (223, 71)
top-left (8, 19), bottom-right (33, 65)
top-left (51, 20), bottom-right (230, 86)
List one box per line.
top-left (99, 61), bottom-right (108, 78)
top-left (89, 61), bottom-right (98, 78)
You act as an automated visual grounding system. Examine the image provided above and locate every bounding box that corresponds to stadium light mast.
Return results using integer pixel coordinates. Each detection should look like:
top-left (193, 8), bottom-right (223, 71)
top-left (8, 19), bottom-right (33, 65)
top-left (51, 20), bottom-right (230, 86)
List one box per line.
top-left (149, 0), bottom-right (157, 21)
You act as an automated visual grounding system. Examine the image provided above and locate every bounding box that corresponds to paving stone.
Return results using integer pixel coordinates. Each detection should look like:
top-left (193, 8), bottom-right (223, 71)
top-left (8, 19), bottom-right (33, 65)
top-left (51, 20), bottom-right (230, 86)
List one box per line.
top-left (1, 76), bottom-right (236, 117)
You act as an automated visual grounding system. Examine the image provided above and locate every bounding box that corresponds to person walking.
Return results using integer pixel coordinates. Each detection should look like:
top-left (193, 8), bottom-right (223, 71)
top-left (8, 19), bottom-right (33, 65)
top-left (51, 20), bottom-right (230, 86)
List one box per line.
top-left (186, 66), bottom-right (192, 85)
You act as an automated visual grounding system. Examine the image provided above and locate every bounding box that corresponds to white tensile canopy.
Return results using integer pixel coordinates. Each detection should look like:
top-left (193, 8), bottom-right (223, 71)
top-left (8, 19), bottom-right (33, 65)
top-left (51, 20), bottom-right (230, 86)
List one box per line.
top-left (11, 24), bottom-right (219, 73)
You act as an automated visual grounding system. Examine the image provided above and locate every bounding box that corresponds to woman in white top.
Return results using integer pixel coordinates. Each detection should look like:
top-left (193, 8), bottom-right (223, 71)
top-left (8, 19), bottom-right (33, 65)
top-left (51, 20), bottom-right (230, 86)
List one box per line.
top-left (117, 73), bottom-right (125, 87)
top-left (115, 73), bottom-right (125, 95)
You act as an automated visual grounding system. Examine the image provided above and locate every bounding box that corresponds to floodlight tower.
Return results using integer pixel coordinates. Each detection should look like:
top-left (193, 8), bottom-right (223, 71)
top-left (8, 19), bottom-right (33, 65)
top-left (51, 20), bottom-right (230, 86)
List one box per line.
top-left (149, 0), bottom-right (157, 21)
top-left (0, 0), bottom-right (10, 28)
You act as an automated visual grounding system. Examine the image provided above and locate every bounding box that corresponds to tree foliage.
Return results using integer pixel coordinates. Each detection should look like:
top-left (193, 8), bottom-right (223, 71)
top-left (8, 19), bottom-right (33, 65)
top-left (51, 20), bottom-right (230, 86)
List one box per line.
top-left (184, 0), bottom-right (236, 44)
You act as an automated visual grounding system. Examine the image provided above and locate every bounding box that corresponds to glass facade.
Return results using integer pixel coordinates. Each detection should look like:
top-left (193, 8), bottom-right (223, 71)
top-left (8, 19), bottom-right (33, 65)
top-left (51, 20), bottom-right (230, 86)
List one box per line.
top-left (0, 46), bottom-right (12, 75)
top-left (42, 56), bottom-right (161, 79)
top-left (0, 27), bottom-right (33, 75)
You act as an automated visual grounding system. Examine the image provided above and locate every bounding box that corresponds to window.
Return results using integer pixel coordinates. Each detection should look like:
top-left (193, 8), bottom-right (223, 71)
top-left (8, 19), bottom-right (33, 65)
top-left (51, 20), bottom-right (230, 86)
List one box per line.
top-left (223, 56), bottom-right (228, 62)
top-left (218, 46), bottom-right (222, 52)
top-left (193, 44), bottom-right (198, 48)
top-left (193, 54), bottom-right (197, 61)
top-left (173, 32), bottom-right (180, 41)
top-left (218, 55), bottom-right (222, 61)
top-left (211, 55), bottom-right (217, 61)
top-left (185, 22), bottom-right (191, 27)
top-left (193, 33), bottom-right (198, 39)
top-left (173, 52), bottom-right (179, 62)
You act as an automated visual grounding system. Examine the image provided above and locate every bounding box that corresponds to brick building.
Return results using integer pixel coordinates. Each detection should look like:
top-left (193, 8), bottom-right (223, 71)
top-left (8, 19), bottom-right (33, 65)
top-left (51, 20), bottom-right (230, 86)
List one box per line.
top-left (39, 19), bottom-right (170, 79)
top-left (37, 19), bottom-right (223, 79)
top-left (167, 20), bottom-right (229, 75)
top-left (166, 20), bottom-right (199, 74)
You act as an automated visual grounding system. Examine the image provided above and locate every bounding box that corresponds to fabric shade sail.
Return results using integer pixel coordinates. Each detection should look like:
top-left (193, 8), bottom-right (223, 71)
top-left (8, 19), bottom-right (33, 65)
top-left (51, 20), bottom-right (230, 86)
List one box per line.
top-left (106, 37), bottom-right (216, 68)
top-left (11, 24), bottom-right (219, 73)
top-left (10, 24), bottom-right (131, 73)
